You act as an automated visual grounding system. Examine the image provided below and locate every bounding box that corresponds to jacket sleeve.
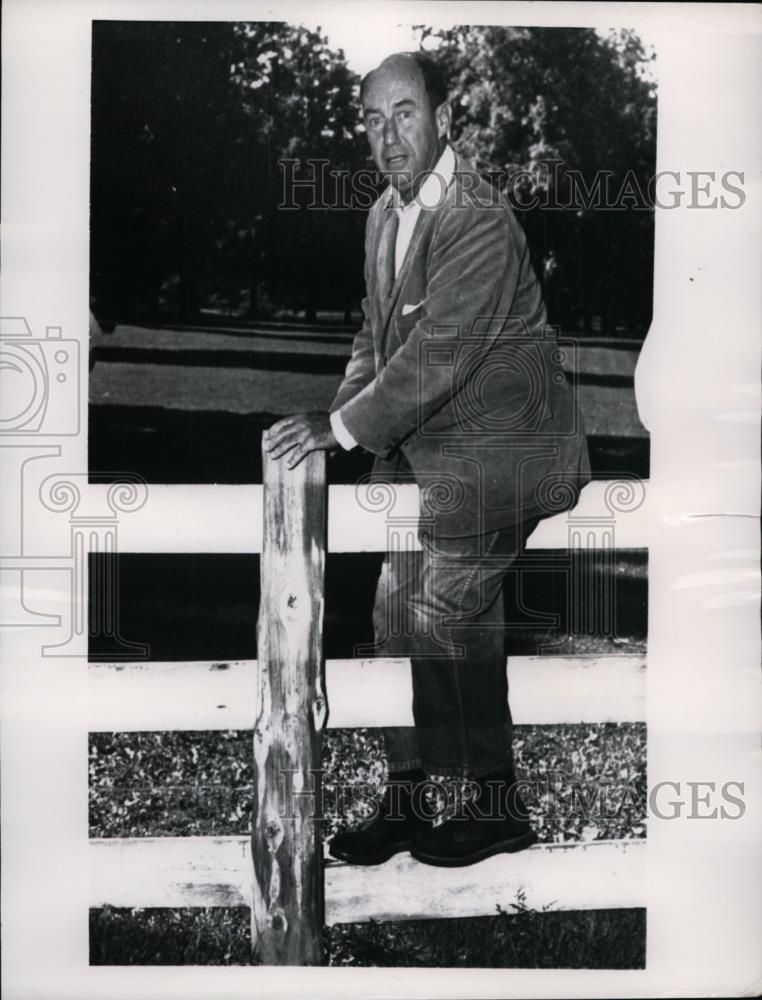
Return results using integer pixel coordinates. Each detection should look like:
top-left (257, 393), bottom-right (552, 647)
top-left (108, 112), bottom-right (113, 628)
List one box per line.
top-left (328, 211), bottom-right (377, 415)
top-left (337, 202), bottom-right (524, 457)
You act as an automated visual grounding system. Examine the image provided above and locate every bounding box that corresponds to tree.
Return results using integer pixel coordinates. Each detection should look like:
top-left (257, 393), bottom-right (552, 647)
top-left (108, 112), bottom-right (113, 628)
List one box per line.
top-left (229, 22), bottom-right (368, 320)
top-left (420, 26), bottom-right (657, 335)
top-left (90, 21), bottom-right (366, 323)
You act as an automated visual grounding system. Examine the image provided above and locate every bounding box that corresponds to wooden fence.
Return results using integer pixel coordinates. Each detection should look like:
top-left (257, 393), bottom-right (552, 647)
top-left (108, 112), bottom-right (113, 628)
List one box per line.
top-left (89, 446), bottom-right (648, 964)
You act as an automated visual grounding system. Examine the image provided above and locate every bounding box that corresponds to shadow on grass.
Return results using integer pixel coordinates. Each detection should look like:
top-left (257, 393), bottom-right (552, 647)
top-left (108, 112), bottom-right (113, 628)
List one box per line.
top-left (88, 405), bottom-right (649, 484)
top-left (88, 549), bottom-right (647, 663)
top-left (89, 905), bottom-right (645, 968)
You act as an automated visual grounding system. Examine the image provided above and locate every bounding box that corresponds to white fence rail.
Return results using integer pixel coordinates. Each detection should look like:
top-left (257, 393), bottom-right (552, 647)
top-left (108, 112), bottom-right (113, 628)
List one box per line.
top-left (95, 479), bottom-right (648, 554)
top-left (89, 654), bottom-right (646, 732)
top-left (88, 453), bottom-right (648, 962)
top-left (90, 836), bottom-right (646, 924)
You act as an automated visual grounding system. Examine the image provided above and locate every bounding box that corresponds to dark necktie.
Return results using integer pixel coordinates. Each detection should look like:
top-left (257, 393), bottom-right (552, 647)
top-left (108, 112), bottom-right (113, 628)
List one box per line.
top-left (377, 204), bottom-right (399, 300)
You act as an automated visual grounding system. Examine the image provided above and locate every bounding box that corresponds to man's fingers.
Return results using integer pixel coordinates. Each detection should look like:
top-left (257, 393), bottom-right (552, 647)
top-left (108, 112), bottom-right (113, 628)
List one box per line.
top-left (267, 430), bottom-right (320, 463)
top-left (264, 417), bottom-right (301, 444)
top-left (265, 423), bottom-right (304, 456)
top-left (288, 434), bottom-right (327, 467)
top-left (264, 437), bottom-right (293, 456)
top-left (264, 413), bottom-right (328, 466)
top-left (286, 448), bottom-right (306, 469)
top-left (267, 437), bottom-right (303, 459)
top-left (264, 418), bottom-right (292, 437)
top-left (264, 424), bottom-right (304, 451)
top-left (287, 437), bottom-right (323, 467)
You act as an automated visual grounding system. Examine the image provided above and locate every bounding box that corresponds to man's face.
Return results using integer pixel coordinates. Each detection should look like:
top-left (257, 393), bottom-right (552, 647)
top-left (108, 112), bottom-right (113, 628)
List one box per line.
top-left (362, 57), bottom-right (443, 202)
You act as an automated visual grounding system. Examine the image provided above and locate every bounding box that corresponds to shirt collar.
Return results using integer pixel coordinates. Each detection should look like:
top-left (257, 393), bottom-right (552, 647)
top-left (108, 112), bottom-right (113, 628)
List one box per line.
top-left (390, 143), bottom-right (456, 214)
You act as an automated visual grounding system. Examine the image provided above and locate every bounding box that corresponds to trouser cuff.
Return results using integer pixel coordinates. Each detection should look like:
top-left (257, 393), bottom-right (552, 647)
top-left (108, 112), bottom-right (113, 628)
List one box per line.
top-left (386, 757), bottom-right (423, 774)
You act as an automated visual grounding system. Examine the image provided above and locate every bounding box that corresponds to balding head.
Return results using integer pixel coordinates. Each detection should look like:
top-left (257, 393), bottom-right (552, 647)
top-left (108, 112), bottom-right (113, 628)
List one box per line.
top-left (361, 51), bottom-right (451, 203)
top-left (361, 51), bottom-right (448, 115)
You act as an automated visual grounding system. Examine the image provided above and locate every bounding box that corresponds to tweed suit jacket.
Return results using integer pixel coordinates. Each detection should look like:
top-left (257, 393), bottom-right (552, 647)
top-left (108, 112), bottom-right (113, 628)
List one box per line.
top-left (329, 151), bottom-right (591, 537)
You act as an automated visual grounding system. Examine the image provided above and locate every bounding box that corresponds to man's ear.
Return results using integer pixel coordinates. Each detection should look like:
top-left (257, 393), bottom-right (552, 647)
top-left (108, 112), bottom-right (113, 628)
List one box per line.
top-left (436, 102), bottom-right (452, 139)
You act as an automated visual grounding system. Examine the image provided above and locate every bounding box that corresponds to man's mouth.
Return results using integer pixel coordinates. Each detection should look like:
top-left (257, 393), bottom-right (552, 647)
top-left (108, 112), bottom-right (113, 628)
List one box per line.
top-left (385, 154), bottom-right (408, 168)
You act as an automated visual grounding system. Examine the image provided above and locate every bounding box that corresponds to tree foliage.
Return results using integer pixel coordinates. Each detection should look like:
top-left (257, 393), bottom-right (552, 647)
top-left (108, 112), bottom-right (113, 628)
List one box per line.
top-left (91, 22), bottom-right (656, 333)
top-left (91, 20), bottom-right (365, 321)
top-left (424, 25), bottom-right (657, 333)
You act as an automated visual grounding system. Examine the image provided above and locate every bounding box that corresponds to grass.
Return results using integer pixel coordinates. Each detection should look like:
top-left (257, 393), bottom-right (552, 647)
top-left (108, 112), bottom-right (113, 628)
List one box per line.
top-left (89, 723), bottom-right (646, 843)
top-left (90, 906), bottom-right (646, 968)
top-left (90, 906), bottom-right (252, 966)
top-left (89, 722), bottom-right (646, 967)
top-left (325, 907), bottom-right (646, 969)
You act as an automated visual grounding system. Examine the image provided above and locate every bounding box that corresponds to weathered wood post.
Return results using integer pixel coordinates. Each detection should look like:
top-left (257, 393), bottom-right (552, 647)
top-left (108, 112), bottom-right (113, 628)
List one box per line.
top-left (251, 445), bottom-right (328, 964)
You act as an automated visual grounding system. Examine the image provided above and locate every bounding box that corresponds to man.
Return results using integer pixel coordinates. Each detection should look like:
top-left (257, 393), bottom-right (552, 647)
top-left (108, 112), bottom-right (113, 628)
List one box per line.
top-left (265, 52), bottom-right (590, 867)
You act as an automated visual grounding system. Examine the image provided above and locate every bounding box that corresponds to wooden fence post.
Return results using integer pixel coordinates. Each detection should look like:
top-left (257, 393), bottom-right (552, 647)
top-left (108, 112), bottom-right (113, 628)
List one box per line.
top-left (251, 445), bottom-right (328, 964)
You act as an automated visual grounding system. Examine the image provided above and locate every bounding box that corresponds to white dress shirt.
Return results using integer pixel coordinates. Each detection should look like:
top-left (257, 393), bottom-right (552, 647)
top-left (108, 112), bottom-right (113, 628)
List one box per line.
top-left (331, 143), bottom-right (456, 451)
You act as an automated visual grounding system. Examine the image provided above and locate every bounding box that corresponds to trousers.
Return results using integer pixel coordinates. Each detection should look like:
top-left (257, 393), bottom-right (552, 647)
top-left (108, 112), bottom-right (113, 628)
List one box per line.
top-left (370, 516), bottom-right (538, 779)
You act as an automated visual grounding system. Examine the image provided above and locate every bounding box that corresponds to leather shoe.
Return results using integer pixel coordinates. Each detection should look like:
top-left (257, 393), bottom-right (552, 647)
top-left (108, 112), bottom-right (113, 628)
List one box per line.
top-left (410, 770), bottom-right (537, 867)
top-left (328, 768), bottom-right (425, 866)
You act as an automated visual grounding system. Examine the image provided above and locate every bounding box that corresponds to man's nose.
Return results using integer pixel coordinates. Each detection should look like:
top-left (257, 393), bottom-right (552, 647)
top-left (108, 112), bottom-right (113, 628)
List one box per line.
top-left (383, 117), bottom-right (399, 145)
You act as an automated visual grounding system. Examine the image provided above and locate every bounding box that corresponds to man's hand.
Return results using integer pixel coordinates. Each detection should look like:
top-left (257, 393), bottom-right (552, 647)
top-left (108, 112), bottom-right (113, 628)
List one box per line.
top-left (263, 411), bottom-right (338, 469)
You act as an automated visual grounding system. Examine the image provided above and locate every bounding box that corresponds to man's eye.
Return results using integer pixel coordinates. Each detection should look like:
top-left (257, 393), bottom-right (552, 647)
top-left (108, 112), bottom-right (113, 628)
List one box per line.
top-left (366, 116), bottom-right (383, 131)
top-left (397, 110), bottom-right (411, 121)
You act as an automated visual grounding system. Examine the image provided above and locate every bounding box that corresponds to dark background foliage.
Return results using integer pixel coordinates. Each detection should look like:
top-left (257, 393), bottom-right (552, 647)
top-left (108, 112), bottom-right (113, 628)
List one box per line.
top-left (90, 21), bottom-right (656, 335)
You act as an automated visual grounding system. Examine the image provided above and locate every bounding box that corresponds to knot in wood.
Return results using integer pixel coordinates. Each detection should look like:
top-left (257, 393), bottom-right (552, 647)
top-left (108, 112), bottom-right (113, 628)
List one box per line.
top-left (312, 694), bottom-right (327, 728)
top-left (270, 910), bottom-right (288, 934)
top-left (265, 818), bottom-right (284, 853)
top-left (277, 585), bottom-right (310, 621)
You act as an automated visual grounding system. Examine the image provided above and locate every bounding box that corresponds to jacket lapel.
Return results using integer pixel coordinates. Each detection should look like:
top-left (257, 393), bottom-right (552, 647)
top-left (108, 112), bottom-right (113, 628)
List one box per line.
top-left (378, 155), bottom-right (461, 341)
top-left (383, 206), bottom-right (434, 330)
